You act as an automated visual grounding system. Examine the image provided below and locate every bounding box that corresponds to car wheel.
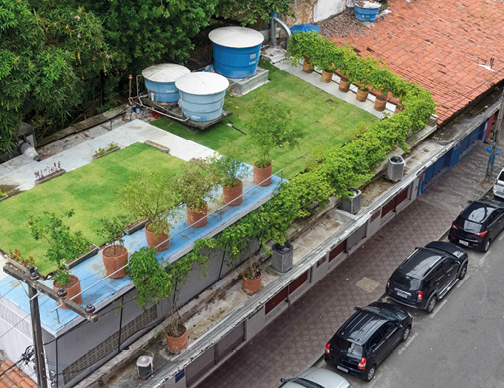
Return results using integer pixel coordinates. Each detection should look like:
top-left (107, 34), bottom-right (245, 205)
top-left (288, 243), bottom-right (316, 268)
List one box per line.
top-left (459, 263), bottom-right (468, 280)
top-left (401, 325), bottom-right (411, 342)
top-left (426, 296), bottom-right (437, 314)
top-left (364, 364), bottom-right (377, 382)
top-left (482, 238), bottom-right (491, 253)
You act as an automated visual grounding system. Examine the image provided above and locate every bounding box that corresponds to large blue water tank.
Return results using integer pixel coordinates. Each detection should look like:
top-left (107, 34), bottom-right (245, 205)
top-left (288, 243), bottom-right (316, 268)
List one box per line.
top-left (175, 72), bottom-right (229, 121)
top-left (209, 27), bottom-right (264, 79)
top-left (142, 64), bottom-right (190, 103)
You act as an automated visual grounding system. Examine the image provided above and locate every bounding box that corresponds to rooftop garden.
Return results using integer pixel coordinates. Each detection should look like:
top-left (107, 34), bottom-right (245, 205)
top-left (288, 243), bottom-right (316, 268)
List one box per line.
top-left (0, 143), bottom-right (184, 275)
top-left (153, 61), bottom-right (379, 179)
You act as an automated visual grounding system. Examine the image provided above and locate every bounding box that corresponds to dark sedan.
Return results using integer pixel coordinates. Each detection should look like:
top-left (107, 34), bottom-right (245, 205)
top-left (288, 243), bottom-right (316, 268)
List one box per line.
top-left (449, 199), bottom-right (504, 252)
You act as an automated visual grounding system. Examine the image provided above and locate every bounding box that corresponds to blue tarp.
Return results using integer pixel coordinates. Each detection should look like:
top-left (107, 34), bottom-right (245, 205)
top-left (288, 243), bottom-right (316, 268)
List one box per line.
top-left (290, 24), bottom-right (321, 34)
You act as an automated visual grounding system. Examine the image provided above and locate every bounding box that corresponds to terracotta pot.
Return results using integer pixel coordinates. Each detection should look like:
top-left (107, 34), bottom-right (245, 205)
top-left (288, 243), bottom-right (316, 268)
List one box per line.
top-left (374, 95), bottom-right (387, 112)
top-left (223, 179), bottom-right (243, 206)
top-left (166, 325), bottom-right (188, 354)
top-left (102, 245), bottom-right (129, 279)
top-left (187, 203), bottom-right (208, 228)
top-left (395, 104), bottom-right (405, 113)
top-left (243, 274), bottom-right (262, 295)
top-left (253, 163), bottom-right (272, 186)
top-left (321, 70), bottom-right (333, 83)
top-left (356, 87), bottom-right (369, 102)
top-left (53, 275), bottom-right (82, 309)
top-left (302, 58), bottom-right (314, 73)
top-left (339, 76), bottom-right (350, 92)
top-left (145, 223), bottom-right (170, 253)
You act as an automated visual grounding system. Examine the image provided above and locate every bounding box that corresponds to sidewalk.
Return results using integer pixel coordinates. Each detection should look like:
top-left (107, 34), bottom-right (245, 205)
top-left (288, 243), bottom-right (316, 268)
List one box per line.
top-left (199, 144), bottom-right (503, 388)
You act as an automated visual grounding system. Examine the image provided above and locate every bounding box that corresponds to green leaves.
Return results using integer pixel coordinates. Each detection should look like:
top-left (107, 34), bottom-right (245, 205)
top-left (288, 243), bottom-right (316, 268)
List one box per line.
top-left (97, 214), bottom-right (130, 252)
top-left (211, 143), bottom-right (249, 188)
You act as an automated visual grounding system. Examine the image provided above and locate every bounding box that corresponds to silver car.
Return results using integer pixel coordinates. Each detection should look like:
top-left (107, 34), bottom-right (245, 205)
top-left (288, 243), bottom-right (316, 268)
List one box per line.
top-left (494, 168), bottom-right (504, 199)
top-left (280, 367), bottom-right (353, 388)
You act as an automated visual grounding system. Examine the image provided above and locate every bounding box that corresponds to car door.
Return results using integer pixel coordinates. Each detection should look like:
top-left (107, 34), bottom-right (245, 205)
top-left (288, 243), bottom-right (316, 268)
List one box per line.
top-left (367, 328), bottom-right (387, 364)
top-left (382, 322), bottom-right (402, 355)
top-left (430, 264), bottom-right (448, 297)
top-left (495, 209), bottom-right (504, 235)
top-left (441, 257), bottom-right (458, 291)
top-left (486, 212), bottom-right (497, 240)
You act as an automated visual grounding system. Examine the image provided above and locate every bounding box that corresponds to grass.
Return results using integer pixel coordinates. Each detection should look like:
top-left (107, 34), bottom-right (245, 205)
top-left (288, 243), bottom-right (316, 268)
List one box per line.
top-left (153, 61), bottom-right (378, 178)
top-left (0, 143), bottom-right (184, 275)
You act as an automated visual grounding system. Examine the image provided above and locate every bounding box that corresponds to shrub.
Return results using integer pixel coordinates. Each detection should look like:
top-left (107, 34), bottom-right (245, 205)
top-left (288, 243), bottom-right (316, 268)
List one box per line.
top-left (211, 144), bottom-right (249, 188)
top-left (97, 214), bottom-right (130, 255)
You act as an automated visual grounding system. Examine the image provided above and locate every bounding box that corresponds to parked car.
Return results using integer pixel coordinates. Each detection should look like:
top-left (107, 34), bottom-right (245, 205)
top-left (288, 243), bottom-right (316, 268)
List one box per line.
top-left (493, 168), bottom-right (504, 200)
top-left (386, 241), bottom-right (468, 313)
top-left (279, 367), bottom-right (353, 388)
top-left (448, 199), bottom-right (504, 252)
top-left (324, 302), bottom-right (412, 382)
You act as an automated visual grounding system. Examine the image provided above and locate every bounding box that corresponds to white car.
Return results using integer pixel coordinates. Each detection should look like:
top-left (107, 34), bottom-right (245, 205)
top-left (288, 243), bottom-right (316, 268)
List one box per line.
top-left (494, 168), bottom-right (504, 199)
top-left (280, 367), bottom-right (353, 388)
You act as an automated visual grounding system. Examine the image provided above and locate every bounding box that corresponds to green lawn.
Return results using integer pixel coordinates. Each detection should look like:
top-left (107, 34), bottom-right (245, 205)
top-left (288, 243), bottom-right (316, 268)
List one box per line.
top-left (0, 143), bottom-right (184, 275)
top-left (153, 61), bottom-right (378, 178)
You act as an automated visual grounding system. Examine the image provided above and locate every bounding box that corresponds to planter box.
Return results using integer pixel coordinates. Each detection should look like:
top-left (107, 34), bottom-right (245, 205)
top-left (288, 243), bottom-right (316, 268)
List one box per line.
top-left (125, 218), bottom-right (149, 235)
top-left (92, 146), bottom-right (121, 160)
top-left (0, 194), bottom-right (8, 203)
top-left (5, 256), bottom-right (38, 274)
top-left (64, 244), bottom-right (100, 270)
top-left (35, 169), bottom-right (66, 185)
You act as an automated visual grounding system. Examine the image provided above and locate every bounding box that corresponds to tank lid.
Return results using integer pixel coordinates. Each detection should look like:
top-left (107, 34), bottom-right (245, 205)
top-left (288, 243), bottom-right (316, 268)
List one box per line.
top-left (175, 72), bottom-right (229, 95)
top-left (209, 26), bottom-right (264, 48)
top-left (142, 64), bottom-right (190, 82)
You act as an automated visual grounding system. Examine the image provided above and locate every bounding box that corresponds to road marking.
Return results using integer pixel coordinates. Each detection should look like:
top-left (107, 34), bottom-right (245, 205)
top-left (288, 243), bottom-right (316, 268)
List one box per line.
top-left (479, 250), bottom-right (492, 267)
top-left (457, 274), bottom-right (470, 288)
top-left (430, 299), bottom-right (448, 318)
top-left (369, 371), bottom-right (384, 387)
top-left (397, 332), bottom-right (419, 355)
top-left (500, 233), bottom-right (504, 241)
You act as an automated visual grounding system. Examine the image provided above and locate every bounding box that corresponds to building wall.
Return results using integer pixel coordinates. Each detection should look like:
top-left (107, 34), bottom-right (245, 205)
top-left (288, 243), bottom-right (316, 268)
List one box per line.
top-left (284, 0), bottom-right (350, 26)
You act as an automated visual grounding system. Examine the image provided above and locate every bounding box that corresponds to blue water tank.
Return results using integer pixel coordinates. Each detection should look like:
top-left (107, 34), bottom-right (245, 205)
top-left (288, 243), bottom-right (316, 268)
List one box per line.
top-left (142, 64), bottom-right (190, 103)
top-left (175, 72), bottom-right (229, 121)
top-left (209, 27), bottom-right (265, 79)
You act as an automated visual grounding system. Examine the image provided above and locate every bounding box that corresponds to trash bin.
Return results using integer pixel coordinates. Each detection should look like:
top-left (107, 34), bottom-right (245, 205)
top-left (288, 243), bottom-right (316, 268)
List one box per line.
top-left (339, 188), bottom-right (361, 215)
top-left (272, 243), bottom-right (294, 273)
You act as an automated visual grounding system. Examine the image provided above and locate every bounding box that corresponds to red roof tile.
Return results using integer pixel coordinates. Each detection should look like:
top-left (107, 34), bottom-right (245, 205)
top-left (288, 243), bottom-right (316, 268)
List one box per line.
top-left (0, 360), bottom-right (37, 388)
top-left (327, 0), bottom-right (504, 123)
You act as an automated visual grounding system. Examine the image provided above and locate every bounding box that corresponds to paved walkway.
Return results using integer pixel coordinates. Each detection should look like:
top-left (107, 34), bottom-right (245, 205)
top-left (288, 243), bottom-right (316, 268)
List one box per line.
top-left (199, 144), bottom-right (504, 388)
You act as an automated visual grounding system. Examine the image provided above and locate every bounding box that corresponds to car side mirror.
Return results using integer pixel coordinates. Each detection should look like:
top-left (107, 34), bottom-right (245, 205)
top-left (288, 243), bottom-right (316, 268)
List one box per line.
top-left (280, 378), bottom-right (287, 383)
top-left (397, 323), bottom-right (403, 329)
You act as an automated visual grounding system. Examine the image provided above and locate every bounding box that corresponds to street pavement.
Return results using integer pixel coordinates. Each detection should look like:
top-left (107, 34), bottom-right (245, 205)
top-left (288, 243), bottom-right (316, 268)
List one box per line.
top-left (200, 144), bottom-right (504, 388)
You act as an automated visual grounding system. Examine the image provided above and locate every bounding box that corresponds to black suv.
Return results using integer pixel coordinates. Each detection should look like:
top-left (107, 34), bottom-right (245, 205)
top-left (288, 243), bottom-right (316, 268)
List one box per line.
top-left (448, 199), bottom-right (504, 252)
top-left (325, 302), bottom-right (412, 382)
top-left (386, 241), bottom-right (468, 314)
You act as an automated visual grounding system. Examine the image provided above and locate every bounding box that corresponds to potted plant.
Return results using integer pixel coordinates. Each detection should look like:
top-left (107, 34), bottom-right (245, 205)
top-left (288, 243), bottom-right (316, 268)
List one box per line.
top-left (28, 210), bottom-right (90, 309)
top-left (317, 42), bottom-right (344, 83)
top-left (97, 214), bottom-right (131, 278)
top-left (119, 173), bottom-right (180, 253)
top-left (211, 144), bottom-right (249, 207)
top-left (174, 158), bottom-right (221, 228)
top-left (370, 68), bottom-right (394, 112)
top-left (248, 91), bottom-right (304, 186)
top-left (242, 255), bottom-right (262, 294)
top-left (349, 56), bottom-right (380, 102)
top-left (286, 31), bottom-right (320, 73)
top-left (336, 45), bottom-right (358, 93)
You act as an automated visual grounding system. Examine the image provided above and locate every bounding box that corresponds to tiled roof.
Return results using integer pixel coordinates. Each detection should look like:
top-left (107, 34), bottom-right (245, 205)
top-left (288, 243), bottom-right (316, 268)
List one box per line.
top-left (0, 359), bottom-right (37, 388)
top-left (329, 0), bottom-right (504, 123)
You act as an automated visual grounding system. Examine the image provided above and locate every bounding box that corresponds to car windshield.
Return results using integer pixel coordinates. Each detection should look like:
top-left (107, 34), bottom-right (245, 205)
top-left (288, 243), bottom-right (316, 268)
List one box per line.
top-left (361, 306), bottom-right (397, 321)
top-left (279, 378), bottom-right (324, 388)
top-left (332, 335), bottom-right (363, 357)
top-left (391, 272), bottom-right (421, 290)
top-left (455, 217), bottom-right (482, 233)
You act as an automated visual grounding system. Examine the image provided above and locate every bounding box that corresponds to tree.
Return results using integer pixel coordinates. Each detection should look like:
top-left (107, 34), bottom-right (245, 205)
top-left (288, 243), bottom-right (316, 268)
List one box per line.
top-left (215, 0), bottom-right (293, 25)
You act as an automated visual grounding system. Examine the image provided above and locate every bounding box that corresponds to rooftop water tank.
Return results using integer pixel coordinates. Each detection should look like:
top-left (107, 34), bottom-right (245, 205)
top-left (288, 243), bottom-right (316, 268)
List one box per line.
top-left (209, 27), bottom-right (264, 79)
top-left (175, 72), bottom-right (229, 121)
top-left (142, 64), bottom-right (190, 103)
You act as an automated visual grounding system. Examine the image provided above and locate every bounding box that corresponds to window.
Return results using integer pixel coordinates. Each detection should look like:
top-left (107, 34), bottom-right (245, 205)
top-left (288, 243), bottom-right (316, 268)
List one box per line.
top-left (382, 323), bottom-right (397, 339)
top-left (368, 331), bottom-right (384, 349)
top-left (391, 273), bottom-right (421, 290)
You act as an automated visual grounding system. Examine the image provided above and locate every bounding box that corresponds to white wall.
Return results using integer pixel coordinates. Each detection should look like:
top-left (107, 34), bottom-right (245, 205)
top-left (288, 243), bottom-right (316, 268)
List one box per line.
top-left (313, 0), bottom-right (348, 22)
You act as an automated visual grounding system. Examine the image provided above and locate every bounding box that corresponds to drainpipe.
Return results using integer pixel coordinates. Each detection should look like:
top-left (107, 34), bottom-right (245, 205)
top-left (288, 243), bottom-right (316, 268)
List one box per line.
top-left (269, 13), bottom-right (291, 46)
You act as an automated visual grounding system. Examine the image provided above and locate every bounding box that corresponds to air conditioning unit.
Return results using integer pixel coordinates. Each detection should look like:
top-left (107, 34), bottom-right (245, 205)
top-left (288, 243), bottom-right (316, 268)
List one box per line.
top-left (272, 243), bottom-right (294, 273)
top-left (137, 356), bottom-right (153, 380)
top-left (339, 188), bottom-right (361, 215)
top-left (387, 156), bottom-right (405, 182)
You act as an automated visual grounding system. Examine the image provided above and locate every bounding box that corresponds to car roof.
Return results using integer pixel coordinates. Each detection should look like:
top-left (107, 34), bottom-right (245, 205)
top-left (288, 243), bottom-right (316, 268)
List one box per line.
top-left (297, 368), bottom-right (349, 388)
top-left (397, 248), bottom-right (444, 279)
top-left (336, 310), bottom-right (387, 345)
top-left (459, 201), bottom-right (498, 223)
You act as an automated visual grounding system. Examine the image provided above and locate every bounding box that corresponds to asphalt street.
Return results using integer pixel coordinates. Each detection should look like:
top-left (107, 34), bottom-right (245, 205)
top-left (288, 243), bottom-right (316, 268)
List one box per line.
top-left (317, 233), bottom-right (504, 388)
